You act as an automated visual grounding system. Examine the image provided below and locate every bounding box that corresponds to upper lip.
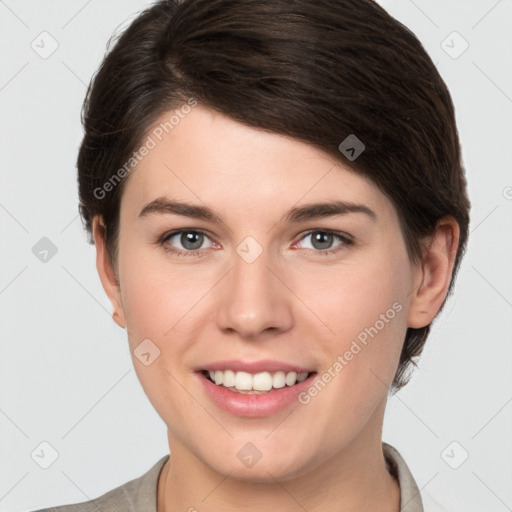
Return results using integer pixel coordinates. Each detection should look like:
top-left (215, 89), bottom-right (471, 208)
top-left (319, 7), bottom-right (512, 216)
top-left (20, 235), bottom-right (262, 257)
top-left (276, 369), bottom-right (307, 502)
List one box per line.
top-left (196, 359), bottom-right (315, 374)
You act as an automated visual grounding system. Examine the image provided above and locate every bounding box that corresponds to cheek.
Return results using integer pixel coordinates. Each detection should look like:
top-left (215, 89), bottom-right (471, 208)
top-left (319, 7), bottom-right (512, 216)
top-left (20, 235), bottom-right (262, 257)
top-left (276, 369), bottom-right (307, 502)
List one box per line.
top-left (309, 246), bottom-right (411, 384)
top-left (118, 243), bottom-right (206, 336)
top-left (294, 257), bottom-right (410, 442)
top-left (116, 250), bottom-right (208, 417)
top-left (314, 253), bottom-right (408, 334)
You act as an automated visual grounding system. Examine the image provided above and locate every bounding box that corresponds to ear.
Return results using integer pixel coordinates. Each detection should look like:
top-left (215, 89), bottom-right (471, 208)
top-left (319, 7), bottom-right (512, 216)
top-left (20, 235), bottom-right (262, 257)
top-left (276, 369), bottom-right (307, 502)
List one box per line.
top-left (407, 216), bottom-right (460, 329)
top-left (92, 215), bottom-right (126, 329)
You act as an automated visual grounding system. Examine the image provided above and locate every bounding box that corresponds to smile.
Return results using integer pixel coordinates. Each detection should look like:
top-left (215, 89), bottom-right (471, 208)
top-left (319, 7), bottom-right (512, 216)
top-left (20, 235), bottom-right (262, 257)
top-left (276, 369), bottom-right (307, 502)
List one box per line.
top-left (202, 369), bottom-right (313, 394)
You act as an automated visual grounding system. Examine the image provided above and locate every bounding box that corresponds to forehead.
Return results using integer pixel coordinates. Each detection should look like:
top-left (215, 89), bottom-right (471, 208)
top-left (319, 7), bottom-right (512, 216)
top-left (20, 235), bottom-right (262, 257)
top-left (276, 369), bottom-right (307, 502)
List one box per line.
top-left (120, 105), bottom-right (396, 223)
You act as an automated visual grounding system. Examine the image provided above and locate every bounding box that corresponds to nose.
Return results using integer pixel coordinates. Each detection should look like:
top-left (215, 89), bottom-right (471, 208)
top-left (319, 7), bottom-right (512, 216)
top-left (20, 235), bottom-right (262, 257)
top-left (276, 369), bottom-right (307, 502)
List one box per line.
top-left (215, 243), bottom-right (294, 340)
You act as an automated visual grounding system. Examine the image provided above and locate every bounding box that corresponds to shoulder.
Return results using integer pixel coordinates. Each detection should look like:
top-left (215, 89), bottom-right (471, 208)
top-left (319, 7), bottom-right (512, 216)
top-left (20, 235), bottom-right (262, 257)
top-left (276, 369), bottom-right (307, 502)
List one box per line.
top-left (382, 443), bottom-right (452, 512)
top-left (29, 455), bottom-right (169, 512)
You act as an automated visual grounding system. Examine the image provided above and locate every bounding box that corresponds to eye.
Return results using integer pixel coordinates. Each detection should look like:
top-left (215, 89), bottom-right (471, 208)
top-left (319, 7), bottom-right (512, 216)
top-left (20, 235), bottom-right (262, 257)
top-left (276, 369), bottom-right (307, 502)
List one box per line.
top-left (160, 229), bottom-right (215, 256)
top-left (158, 228), bottom-right (353, 258)
top-left (295, 230), bottom-right (353, 255)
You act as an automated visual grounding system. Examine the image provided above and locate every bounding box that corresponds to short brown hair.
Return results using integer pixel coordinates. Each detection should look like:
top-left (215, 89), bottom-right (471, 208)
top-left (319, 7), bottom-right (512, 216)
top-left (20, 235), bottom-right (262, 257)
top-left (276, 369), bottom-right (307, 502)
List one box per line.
top-left (77, 0), bottom-right (471, 392)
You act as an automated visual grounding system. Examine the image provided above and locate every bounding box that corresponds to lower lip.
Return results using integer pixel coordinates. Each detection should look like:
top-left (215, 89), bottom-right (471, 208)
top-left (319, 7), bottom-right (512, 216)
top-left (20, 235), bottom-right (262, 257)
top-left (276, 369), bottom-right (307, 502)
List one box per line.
top-left (197, 371), bottom-right (317, 417)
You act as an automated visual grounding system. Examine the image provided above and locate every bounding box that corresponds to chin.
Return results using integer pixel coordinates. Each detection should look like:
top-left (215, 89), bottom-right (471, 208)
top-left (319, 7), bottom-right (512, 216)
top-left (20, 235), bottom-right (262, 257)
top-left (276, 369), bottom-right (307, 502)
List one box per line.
top-left (197, 440), bottom-right (318, 483)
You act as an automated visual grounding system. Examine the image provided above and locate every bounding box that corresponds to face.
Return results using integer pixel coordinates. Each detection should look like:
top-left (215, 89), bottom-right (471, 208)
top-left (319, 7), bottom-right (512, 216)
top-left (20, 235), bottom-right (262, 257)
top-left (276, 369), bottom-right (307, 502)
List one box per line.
top-left (97, 104), bottom-right (427, 481)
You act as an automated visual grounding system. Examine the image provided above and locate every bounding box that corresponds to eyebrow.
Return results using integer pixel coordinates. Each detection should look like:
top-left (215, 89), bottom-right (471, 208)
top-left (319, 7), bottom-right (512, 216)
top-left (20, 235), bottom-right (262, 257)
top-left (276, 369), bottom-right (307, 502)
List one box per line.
top-left (138, 197), bottom-right (377, 224)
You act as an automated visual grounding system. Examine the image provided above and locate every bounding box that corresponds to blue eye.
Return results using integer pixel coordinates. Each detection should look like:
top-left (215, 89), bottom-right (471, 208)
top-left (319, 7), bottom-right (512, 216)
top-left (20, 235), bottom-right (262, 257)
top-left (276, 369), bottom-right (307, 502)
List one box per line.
top-left (296, 230), bottom-right (353, 255)
top-left (160, 230), bottom-right (213, 257)
top-left (158, 229), bottom-right (353, 257)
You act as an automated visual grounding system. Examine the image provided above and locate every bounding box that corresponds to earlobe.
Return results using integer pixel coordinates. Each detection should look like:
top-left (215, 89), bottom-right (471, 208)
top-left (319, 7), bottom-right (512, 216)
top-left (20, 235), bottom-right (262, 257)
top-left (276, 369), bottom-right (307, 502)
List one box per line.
top-left (92, 216), bottom-right (127, 329)
top-left (406, 216), bottom-right (460, 329)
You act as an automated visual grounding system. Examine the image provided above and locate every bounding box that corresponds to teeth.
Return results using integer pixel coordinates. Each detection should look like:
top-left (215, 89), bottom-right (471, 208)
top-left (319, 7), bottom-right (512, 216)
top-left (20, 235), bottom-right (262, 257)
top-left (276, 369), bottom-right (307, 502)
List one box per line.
top-left (206, 369), bottom-right (310, 392)
top-left (214, 370), bottom-right (223, 385)
top-left (223, 369), bottom-right (235, 387)
top-left (253, 371), bottom-right (273, 391)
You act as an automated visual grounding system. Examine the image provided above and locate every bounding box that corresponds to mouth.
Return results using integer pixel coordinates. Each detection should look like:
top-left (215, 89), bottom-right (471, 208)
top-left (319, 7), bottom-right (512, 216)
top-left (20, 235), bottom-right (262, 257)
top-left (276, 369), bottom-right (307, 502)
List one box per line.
top-left (200, 369), bottom-right (317, 394)
top-left (196, 364), bottom-right (319, 417)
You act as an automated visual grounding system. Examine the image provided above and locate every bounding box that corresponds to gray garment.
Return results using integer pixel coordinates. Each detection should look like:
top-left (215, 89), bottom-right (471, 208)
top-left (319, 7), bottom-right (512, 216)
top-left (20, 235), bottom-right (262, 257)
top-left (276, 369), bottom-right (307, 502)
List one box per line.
top-left (31, 442), bottom-right (426, 512)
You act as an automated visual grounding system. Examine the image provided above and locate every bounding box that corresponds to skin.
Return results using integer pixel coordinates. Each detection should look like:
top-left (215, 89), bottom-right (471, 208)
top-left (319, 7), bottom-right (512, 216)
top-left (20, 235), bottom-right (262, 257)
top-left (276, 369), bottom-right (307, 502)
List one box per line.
top-left (93, 104), bottom-right (459, 512)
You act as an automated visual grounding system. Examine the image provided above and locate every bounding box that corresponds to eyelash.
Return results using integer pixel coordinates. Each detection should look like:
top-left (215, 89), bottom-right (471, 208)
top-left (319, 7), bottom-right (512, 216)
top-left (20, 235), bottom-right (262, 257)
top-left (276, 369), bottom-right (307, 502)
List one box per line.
top-left (158, 229), bottom-right (354, 258)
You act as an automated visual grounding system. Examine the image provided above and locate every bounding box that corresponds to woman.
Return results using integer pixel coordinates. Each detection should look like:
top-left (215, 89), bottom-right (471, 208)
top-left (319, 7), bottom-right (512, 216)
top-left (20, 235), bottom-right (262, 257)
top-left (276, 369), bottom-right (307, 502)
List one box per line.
top-left (33, 0), bottom-right (470, 510)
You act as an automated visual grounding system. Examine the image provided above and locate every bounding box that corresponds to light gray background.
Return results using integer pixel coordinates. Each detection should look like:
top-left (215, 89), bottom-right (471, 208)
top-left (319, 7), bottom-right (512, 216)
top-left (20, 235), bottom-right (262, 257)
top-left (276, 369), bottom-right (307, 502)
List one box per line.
top-left (1, 1), bottom-right (511, 511)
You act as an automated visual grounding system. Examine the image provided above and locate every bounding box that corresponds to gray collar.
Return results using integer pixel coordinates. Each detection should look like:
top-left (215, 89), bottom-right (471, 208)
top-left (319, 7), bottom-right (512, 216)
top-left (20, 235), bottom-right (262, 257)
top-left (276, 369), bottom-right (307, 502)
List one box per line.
top-left (383, 442), bottom-right (424, 511)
